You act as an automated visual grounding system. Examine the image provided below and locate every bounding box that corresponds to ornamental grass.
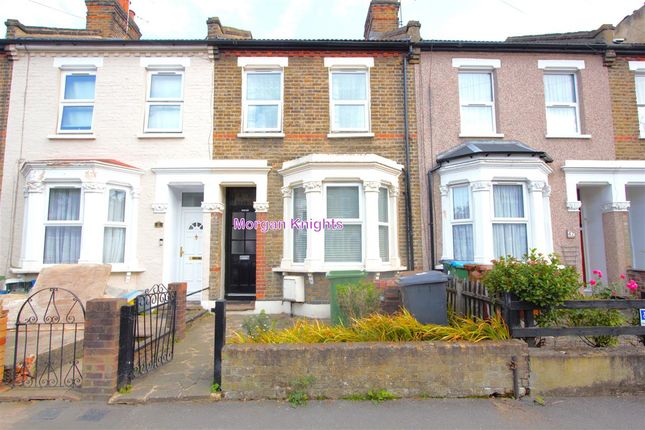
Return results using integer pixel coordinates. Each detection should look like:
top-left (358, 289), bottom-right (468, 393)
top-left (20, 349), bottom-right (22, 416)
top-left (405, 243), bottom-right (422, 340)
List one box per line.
top-left (230, 310), bottom-right (510, 344)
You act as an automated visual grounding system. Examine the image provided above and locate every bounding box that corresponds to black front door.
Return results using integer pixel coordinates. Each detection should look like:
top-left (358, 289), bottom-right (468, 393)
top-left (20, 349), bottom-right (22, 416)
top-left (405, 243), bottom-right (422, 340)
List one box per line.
top-left (225, 188), bottom-right (256, 300)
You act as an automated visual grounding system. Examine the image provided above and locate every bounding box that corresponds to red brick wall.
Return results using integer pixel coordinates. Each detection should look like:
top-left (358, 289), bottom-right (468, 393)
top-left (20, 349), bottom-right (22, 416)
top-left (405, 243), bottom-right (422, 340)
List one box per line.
top-left (212, 49), bottom-right (423, 302)
top-left (608, 56), bottom-right (645, 159)
top-left (0, 52), bottom-right (12, 198)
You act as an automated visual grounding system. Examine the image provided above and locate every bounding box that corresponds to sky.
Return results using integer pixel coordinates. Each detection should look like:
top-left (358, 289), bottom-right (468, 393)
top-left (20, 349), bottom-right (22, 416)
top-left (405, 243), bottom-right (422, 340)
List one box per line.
top-left (0, 0), bottom-right (643, 41)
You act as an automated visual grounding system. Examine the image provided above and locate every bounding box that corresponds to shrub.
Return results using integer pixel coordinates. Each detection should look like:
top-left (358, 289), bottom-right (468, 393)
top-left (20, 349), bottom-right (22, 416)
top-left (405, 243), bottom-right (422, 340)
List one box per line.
top-left (231, 309), bottom-right (509, 344)
top-left (241, 310), bottom-right (274, 340)
top-left (483, 249), bottom-right (581, 308)
top-left (567, 308), bottom-right (626, 347)
top-left (336, 279), bottom-right (381, 325)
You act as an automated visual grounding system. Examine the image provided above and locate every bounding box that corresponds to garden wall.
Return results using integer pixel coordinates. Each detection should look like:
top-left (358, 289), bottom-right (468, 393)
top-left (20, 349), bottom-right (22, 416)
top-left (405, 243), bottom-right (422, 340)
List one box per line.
top-left (529, 347), bottom-right (645, 396)
top-left (222, 341), bottom-right (530, 400)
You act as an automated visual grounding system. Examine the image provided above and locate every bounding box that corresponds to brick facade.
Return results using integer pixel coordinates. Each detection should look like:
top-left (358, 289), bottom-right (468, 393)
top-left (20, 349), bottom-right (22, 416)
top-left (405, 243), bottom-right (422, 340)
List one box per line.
top-left (608, 56), bottom-right (645, 160)
top-left (0, 52), bottom-right (12, 198)
top-left (212, 49), bottom-right (423, 303)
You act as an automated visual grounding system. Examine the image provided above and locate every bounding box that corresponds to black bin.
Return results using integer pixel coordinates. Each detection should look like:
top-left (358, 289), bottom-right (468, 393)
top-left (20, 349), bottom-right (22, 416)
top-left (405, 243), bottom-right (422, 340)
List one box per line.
top-left (399, 271), bottom-right (449, 325)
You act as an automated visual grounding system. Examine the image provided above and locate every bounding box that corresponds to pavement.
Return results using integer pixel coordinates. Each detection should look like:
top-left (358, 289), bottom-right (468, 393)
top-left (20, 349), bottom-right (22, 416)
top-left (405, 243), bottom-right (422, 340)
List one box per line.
top-left (1, 396), bottom-right (645, 430)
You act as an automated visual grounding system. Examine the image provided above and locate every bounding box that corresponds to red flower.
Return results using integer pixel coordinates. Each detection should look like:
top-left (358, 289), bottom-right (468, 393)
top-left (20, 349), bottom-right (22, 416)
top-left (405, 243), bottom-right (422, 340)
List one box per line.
top-left (589, 279), bottom-right (597, 286)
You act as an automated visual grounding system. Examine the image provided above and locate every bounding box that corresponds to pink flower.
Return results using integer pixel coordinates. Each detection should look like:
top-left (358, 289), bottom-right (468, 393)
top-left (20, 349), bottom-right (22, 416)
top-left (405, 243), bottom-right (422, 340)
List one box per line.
top-left (589, 279), bottom-right (597, 286)
top-left (620, 274), bottom-right (626, 280)
top-left (592, 269), bottom-right (603, 278)
top-left (626, 280), bottom-right (638, 292)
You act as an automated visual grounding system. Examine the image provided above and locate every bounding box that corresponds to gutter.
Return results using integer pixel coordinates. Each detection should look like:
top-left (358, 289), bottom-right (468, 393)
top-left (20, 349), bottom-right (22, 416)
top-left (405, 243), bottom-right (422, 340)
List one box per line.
top-left (402, 47), bottom-right (414, 271)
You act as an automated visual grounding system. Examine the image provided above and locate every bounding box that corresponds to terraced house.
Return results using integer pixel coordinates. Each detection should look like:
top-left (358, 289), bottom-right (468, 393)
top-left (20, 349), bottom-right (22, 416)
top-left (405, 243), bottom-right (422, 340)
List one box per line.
top-left (0, 0), bottom-right (424, 318)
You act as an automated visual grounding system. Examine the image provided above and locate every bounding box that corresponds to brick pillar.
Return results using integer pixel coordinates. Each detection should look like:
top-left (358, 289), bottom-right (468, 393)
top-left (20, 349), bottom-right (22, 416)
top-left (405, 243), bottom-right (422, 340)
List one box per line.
top-left (82, 298), bottom-right (125, 400)
top-left (0, 306), bottom-right (7, 384)
top-left (209, 211), bottom-right (223, 300)
top-left (602, 209), bottom-right (633, 285)
top-left (255, 211), bottom-right (267, 300)
top-left (168, 282), bottom-right (187, 341)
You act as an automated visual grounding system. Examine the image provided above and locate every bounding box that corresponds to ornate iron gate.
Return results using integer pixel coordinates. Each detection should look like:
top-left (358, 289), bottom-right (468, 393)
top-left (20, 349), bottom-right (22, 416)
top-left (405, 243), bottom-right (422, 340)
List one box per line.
top-left (12, 288), bottom-right (85, 388)
top-left (117, 284), bottom-right (177, 389)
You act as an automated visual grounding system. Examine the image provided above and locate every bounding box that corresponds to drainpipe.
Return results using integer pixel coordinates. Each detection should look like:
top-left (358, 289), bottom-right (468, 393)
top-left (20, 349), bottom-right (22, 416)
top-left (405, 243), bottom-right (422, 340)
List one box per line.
top-left (403, 48), bottom-right (414, 271)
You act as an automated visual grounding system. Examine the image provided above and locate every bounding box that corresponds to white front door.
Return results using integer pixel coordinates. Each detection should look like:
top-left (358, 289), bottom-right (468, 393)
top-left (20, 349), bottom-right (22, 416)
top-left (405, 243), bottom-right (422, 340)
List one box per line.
top-left (179, 208), bottom-right (204, 298)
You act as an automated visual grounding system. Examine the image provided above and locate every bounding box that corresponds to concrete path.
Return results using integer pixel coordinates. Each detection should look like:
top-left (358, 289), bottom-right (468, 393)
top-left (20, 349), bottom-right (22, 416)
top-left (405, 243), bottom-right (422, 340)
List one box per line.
top-left (2, 396), bottom-right (645, 429)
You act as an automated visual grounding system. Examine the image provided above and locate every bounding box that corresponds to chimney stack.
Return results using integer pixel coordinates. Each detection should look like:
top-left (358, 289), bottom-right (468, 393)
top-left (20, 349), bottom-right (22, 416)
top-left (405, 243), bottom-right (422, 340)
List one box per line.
top-left (85, 0), bottom-right (141, 39)
top-left (364, 0), bottom-right (400, 40)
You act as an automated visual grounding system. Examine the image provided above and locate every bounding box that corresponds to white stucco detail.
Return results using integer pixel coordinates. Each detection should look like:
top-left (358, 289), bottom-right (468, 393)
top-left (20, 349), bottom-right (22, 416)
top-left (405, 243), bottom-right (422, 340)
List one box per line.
top-left (324, 57), bottom-right (374, 68)
top-left (538, 59), bottom-right (586, 70)
top-left (452, 58), bottom-right (501, 69)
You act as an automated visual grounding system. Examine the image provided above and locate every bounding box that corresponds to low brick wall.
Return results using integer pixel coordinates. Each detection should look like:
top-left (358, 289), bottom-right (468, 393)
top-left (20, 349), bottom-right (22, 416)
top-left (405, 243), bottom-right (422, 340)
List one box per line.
top-left (223, 341), bottom-right (529, 400)
top-left (529, 347), bottom-right (645, 396)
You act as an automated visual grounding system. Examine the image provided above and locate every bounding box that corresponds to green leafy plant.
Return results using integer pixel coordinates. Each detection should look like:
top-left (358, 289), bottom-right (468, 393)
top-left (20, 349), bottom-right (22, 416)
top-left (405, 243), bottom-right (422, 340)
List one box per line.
top-left (483, 249), bottom-right (581, 314)
top-left (567, 307), bottom-right (626, 347)
top-left (210, 383), bottom-right (221, 393)
top-left (117, 384), bottom-right (132, 394)
top-left (343, 389), bottom-right (399, 404)
top-left (336, 279), bottom-right (381, 324)
top-left (287, 376), bottom-right (315, 407)
top-left (241, 310), bottom-right (274, 340)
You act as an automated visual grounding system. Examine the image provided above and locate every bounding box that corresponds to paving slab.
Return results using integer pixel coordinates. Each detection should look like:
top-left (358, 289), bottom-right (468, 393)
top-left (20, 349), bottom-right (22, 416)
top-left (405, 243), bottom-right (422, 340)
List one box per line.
top-left (0, 387), bottom-right (81, 402)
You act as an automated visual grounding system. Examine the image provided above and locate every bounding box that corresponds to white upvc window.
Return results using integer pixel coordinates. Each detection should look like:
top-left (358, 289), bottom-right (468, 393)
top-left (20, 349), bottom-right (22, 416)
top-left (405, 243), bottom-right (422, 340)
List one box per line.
top-left (378, 187), bottom-right (389, 261)
top-left (292, 186), bottom-right (307, 264)
top-left (458, 71), bottom-right (496, 135)
top-left (103, 188), bottom-right (127, 264)
top-left (43, 186), bottom-right (83, 264)
top-left (145, 70), bottom-right (184, 132)
top-left (492, 184), bottom-right (529, 259)
top-left (450, 184), bottom-right (474, 261)
top-left (324, 184), bottom-right (363, 263)
top-left (58, 71), bottom-right (96, 133)
top-left (329, 68), bottom-right (370, 132)
top-left (636, 74), bottom-right (645, 138)
top-left (543, 72), bottom-right (581, 136)
top-left (242, 68), bottom-right (283, 132)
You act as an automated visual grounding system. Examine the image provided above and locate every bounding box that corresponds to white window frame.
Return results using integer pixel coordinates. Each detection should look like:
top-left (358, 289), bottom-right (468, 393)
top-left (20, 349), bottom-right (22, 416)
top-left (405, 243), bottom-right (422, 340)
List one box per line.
top-left (457, 70), bottom-right (497, 135)
top-left (450, 184), bottom-right (474, 261)
top-left (241, 67), bottom-right (284, 133)
top-left (378, 187), bottom-right (390, 262)
top-left (635, 73), bottom-right (645, 138)
top-left (543, 71), bottom-right (582, 136)
top-left (43, 185), bottom-right (84, 264)
top-left (491, 182), bottom-right (530, 258)
top-left (144, 69), bottom-right (185, 133)
top-left (292, 185), bottom-right (307, 265)
top-left (103, 187), bottom-right (129, 264)
top-left (57, 70), bottom-right (96, 134)
top-left (328, 67), bottom-right (371, 133)
top-left (324, 183), bottom-right (364, 264)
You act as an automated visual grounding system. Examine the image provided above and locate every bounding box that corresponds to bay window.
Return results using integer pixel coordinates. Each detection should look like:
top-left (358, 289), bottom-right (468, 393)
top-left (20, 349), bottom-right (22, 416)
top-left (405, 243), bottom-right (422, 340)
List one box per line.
top-left (103, 189), bottom-right (127, 264)
top-left (378, 187), bottom-right (389, 261)
top-left (292, 187), bottom-right (307, 264)
top-left (325, 185), bottom-right (362, 263)
top-left (451, 185), bottom-right (473, 261)
top-left (44, 187), bottom-right (82, 264)
top-left (58, 72), bottom-right (96, 133)
top-left (145, 70), bottom-right (184, 132)
top-left (492, 184), bottom-right (528, 259)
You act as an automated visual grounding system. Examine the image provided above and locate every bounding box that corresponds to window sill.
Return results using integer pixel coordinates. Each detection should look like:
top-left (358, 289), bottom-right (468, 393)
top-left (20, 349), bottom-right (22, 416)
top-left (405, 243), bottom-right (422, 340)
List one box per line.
top-left (137, 133), bottom-right (185, 139)
top-left (48, 134), bottom-right (96, 140)
top-left (237, 132), bottom-right (285, 138)
top-left (545, 134), bottom-right (592, 139)
top-left (459, 133), bottom-right (504, 138)
top-left (327, 132), bottom-right (374, 139)
top-left (273, 264), bottom-right (406, 273)
top-left (11, 265), bottom-right (145, 274)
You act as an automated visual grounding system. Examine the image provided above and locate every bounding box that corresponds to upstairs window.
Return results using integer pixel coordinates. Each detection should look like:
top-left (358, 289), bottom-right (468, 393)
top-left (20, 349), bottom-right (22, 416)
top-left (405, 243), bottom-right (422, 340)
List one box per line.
top-left (145, 70), bottom-right (184, 132)
top-left (330, 70), bottom-right (370, 132)
top-left (44, 187), bottom-right (82, 264)
top-left (243, 70), bottom-right (283, 132)
top-left (58, 72), bottom-right (96, 133)
top-left (458, 71), bottom-right (496, 135)
top-left (636, 74), bottom-right (645, 137)
top-left (544, 72), bottom-right (580, 136)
